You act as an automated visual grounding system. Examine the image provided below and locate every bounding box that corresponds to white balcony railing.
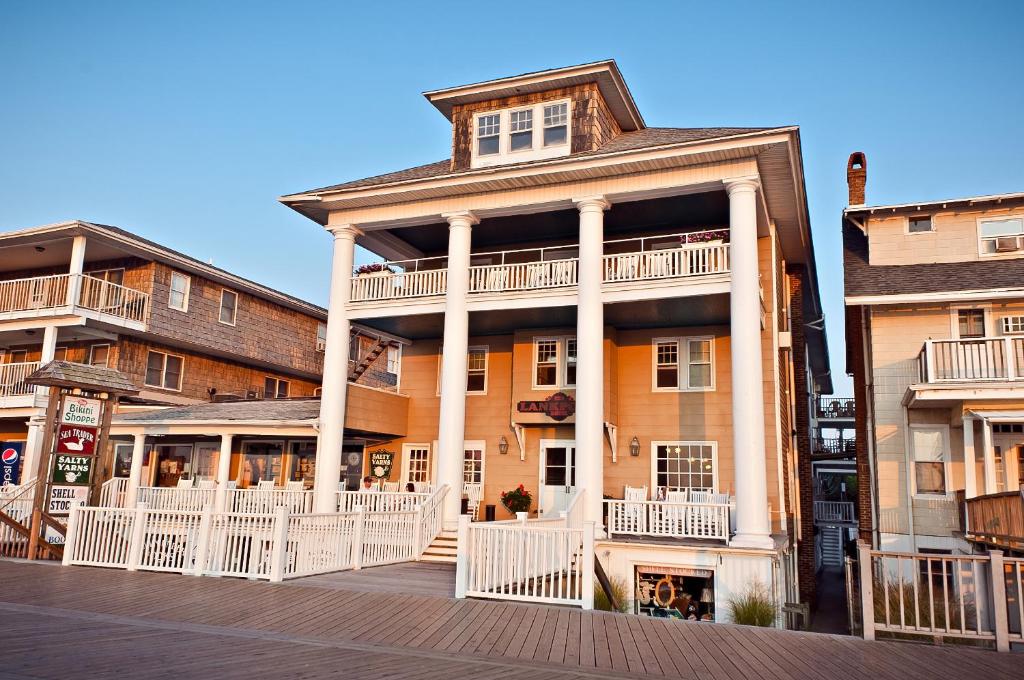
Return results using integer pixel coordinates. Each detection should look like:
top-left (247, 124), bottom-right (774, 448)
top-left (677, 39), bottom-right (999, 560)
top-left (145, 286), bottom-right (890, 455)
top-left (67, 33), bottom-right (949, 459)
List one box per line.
top-left (0, 361), bottom-right (40, 398)
top-left (604, 499), bottom-right (730, 543)
top-left (0, 273), bottom-right (149, 325)
top-left (918, 337), bottom-right (1024, 383)
top-left (348, 229), bottom-right (730, 304)
top-left (813, 500), bottom-right (856, 524)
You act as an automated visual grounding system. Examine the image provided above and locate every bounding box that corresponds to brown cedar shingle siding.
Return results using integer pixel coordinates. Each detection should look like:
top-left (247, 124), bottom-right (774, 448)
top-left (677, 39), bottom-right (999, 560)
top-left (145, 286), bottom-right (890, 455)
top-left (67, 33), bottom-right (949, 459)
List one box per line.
top-left (788, 265), bottom-right (816, 608)
top-left (844, 220), bottom-right (1024, 297)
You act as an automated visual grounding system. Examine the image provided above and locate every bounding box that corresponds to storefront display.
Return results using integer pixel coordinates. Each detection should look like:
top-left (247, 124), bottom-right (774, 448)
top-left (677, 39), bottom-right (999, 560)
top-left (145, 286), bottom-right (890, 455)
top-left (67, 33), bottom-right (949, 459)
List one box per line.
top-left (290, 441), bottom-right (316, 485)
top-left (635, 566), bottom-right (715, 621)
top-left (240, 441), bottom-right (284, 487)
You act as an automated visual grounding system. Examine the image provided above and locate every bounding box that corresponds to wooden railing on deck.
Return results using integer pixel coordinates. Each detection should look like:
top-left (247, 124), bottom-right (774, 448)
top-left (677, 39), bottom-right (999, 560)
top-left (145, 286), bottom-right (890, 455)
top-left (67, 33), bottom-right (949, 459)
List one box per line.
top-left (964, 488), bottom-right (1024, 549)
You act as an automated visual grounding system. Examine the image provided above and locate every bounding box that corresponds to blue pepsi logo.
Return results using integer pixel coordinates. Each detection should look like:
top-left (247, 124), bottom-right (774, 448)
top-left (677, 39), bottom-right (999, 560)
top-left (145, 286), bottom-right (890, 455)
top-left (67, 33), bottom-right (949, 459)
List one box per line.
top-left (1, 448), bottom-right (18, 465)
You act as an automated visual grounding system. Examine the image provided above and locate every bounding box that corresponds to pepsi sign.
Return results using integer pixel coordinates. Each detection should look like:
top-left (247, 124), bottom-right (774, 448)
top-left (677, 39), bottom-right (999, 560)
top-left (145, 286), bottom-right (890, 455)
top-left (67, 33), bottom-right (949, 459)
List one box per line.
top-left (1, 441), bottom-right (23, 487)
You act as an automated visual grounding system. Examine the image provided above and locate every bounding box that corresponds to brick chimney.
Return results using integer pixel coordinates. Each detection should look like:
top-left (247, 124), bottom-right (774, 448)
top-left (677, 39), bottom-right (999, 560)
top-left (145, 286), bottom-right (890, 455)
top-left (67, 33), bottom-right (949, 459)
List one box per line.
top-left (847, 152), bottom-right (867, 206)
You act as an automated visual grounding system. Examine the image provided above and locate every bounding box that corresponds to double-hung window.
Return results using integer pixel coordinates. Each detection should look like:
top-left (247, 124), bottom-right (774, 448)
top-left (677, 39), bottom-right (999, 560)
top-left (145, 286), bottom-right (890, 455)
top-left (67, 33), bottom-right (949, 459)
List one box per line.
top-left (168, 272), bottom-right (190, 311)
top-left (543, 102), bottom-right (568, 147)
top-left (219, 290), bottom-right (237, 325)
top-left (145, 350), bottom-right (183, 391)
top-left (911, 426), bottom-right (949, 496)
top-left (463, 445), bottom-right (484, 485)
top-left (316, 323), bottom-right (327, 351)
top-left (467, 346), bottom-right (488, 393)
top-left (477, 114), bottom-right (500, 156)
top-left (654, 337), bottom-right (715, 391)
top-left (264, 377), bottom-right (289, 399)
top-left (654, 442), bottom-right (717, 492)
top-left (88, 344), bottom-right (110, 367)
top-left (403, 445), bottom-right (430, 484)
top-left (957, 309), bottom-right (986, 338)
top-left (979, 216), bottom-right (1024, 255)
top-left (533, 336), bottom-right (576, 389)
top-left (472, 100), bottom-right (571, 168)
top-left (509, 109), bottom-right (533, 151)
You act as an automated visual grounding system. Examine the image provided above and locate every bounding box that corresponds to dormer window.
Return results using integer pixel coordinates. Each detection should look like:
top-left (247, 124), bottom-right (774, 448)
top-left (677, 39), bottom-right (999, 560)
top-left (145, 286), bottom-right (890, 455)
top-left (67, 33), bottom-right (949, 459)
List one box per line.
top-left (477, 114), bottom-right (500, 155)
top-left (471, 99), bottom-right (572, 168)
top-left (543, 103), bottom-right (568, 146)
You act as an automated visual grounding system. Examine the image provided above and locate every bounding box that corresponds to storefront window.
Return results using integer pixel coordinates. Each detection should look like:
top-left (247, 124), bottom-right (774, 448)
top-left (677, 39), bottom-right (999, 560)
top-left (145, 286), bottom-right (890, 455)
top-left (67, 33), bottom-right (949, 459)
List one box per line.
top-left (290, 441), bottom-right (317, 484)
top-left (635, 566), bottom-right (715, 621)
top-left (156, 444), bottom-right (194, 487)
top-left (193, 443), bottom-right (219, 481)
top-left (239, 441), bottom-right (284, 488)
top-left (113, 443), bottom-right (133, 478)
top-left (655, 443), bottom-right (716, 492)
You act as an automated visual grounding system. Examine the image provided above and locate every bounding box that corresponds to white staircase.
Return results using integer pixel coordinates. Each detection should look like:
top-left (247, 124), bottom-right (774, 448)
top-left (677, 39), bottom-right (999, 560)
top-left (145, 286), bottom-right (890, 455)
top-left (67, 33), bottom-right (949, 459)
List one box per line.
top-left (421, 530), bottom-right (457, 563)
top-left (820, 526), bottom-right (843, 567)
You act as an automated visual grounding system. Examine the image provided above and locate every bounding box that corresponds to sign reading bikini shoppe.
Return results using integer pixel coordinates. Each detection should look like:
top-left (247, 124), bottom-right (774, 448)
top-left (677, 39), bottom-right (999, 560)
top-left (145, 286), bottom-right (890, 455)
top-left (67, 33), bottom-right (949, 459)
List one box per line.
top-left (517, 391), bottom-right (576, 421)
top-left (60, 396), bottom-right (102, 427)
top-left (55, 424), bottom-right (98, 456)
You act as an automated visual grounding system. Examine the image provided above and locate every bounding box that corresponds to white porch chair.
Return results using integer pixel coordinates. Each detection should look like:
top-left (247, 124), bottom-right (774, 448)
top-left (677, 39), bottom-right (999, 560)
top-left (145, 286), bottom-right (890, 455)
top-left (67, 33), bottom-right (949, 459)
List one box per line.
top-left (197, 480), bottom-right (216, 490)
top-left (621, 485), bottom-right (648, 533)
top-left (689, 489), bottom-right (711, 504)
top-left (284, 480), bottom-right (304, 491)
top-left (256, 480), bottom-right (276, 490)
top-left (464, 482), bottom-right (483, 520)
top-left (226, 480), bottom-right (237, 490)
top-left (176, 478), bottom-right (194, 489)
top-left (413, 482), bottom-right (433, 494)
top-left (383, 481), bottom-right (400, 493)
top-left (661, 490), bottom-right (689, 535)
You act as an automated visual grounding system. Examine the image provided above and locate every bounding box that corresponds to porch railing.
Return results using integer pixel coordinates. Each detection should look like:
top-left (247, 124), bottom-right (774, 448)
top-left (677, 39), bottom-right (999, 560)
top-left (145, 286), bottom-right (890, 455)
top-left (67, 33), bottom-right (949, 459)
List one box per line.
top-left (964, 489), bottom-right (1024, 549)
top-left (136, 486), bottom-right (217, 512)
top-left (604, 499), bottom-right (730, 543)
top-left (0, 361), bottom-right (40, 398)
top-left (816, 397), bottom-right (855, 419)
top-left (337, 490), bottom-right (430, 513)
top-left (99, 477), bottom-right (130, 508)
top-left (813, 500), bottom-right (856, 524)
top-left (0, 273), bottom-right (149, 325)
top-left (857, 543), bottom-right (1024, 651)
top-left (918, 337), bottom-right (1024, 383)
top-left (813, 437), bottom-right (856, 457)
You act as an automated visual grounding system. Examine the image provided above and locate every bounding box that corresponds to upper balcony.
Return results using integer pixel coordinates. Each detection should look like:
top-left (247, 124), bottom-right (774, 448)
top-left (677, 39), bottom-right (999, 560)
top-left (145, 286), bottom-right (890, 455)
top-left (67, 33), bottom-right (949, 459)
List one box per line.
top-left (0, 273), bottom-right (149, 331)
top-left (911, 337), bottom-right (1024, 404)
top-left (0, 361), bottom-right (41, 408)
top-left (347, 229), bottom-right (730, 318)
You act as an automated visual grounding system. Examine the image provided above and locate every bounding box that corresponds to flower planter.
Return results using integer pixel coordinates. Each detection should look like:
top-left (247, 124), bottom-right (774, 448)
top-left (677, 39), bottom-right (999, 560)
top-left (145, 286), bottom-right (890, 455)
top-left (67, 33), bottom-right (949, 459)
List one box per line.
top-left (516, 511), bottom-right (528, 522)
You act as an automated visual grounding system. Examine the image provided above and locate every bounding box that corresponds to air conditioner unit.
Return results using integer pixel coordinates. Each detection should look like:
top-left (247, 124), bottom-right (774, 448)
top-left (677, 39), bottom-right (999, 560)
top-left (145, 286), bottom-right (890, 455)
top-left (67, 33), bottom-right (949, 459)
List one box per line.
top-left (995, 236), bottom-right (1021, 252)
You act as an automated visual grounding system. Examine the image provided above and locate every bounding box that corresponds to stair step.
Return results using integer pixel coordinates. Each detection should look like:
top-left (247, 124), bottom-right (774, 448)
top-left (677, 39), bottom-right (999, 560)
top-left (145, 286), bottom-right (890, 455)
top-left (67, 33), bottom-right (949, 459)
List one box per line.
top-left (420, 553), bottom-right (457, 564)
top-left (425, 546), bottom-right (458, 556)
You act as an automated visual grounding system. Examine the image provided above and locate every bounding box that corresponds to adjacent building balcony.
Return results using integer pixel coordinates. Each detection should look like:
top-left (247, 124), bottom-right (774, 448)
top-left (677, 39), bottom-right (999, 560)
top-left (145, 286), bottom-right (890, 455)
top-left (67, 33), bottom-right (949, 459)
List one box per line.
top-left (0, 361), bottom-right (40, 408)
top-left (918, 337), bottom-right (1024, 383)
top-left (815, 397), bottom-right (854, 420)
top-left (0, 273), bottom-right (150, 330)
top-left (812, 500), bottom-right (856, 525)
top-left (813, 434), bottom-right (856, 459)
top-left (348, 229), bottom-right (730, 314)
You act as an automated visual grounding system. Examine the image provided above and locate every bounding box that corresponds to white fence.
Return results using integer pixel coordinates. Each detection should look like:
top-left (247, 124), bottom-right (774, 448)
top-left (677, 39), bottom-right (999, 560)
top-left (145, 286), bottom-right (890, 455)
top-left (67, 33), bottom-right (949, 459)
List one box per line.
top-left (469, 258), bottom-right (578, 294)
top-left (604, 499), bottom-right (730, 542)
top-left (337, 490), bottom-right (431, 513)
top-left (137, 486), bottom-right (217, 512)
top-left (227, 488), bottom-right (313, 514)
top-left (858, 543), bottom-right (1024, 652)
top-left (813, 500), bottom-right (856, 524)
top-left (456, 513), bottom-right (595, 609)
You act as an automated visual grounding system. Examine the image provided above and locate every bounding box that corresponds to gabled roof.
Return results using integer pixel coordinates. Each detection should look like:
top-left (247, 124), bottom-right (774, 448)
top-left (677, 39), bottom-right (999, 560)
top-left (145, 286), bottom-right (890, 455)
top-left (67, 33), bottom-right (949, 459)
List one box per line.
top-left (26, 361), bottom-right (139, 394)
top-left (113, 398), bottom-right (320, 424)
top-left (284, 127), bottom-right (773, 198)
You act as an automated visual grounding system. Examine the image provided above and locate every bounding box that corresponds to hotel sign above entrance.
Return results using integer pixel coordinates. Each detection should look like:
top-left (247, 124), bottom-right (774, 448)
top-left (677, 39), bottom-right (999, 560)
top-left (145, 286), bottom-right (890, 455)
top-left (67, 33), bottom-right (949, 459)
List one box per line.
top-left (516, 392), bottom-right (575, 422)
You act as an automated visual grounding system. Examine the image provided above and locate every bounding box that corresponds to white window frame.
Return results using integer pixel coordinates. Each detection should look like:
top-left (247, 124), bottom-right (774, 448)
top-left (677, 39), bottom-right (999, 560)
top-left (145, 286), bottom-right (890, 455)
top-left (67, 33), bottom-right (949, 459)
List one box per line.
top-left (508, 108), bottom-right (534, 153)
top-left (1001, 316), bottom-right (1024, 335)
top-left (463, 440), bottom-right (486, 486)
top-left (53, 346), bottom-right (69, 362)
top-left (651, 336), bottom-right (716, 392)
top-left (401, 443), bottom-right (431, 485)
top-left (531, 336), bottom-right (576, 390)
top-left (904, 214), bottom-right (934, 235)
top-left (650, 441), bottom-right (719, 494)
top-left (316, 322), bottom-right (327, 352)
top-left (218, 289), bottom-right (238, 326)
top-left (264, 376), bottom-right (290, 399)
top-left (977, 213), bottom-right (1024, 257)
top-left (949, 305), bottom-right (992, 339)
top-left (144, 350), bottom-right (184, 392)
top-left (470, 98), bottom-right (572, 169)
top-left (168, 271), bottom-right (191, 312)
top-left (466, 345), bottom-right (488, 395)
top-left (88, 343), bottom-right (110, 367)
top-left (909, 424), bottom-right (951, 499)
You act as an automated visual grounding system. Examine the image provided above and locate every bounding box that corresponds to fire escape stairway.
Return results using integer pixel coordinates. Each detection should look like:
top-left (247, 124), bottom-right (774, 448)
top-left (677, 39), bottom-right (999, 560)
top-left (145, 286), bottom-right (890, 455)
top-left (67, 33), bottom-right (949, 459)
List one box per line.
top-left (348, 338), bottom-right (389, 382)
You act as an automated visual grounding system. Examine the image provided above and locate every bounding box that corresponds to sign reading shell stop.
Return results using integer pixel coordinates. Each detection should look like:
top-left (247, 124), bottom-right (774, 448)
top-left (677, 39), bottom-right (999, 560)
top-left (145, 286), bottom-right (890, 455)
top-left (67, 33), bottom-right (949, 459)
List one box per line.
top-left (60, 397), bottom-right (102, 427)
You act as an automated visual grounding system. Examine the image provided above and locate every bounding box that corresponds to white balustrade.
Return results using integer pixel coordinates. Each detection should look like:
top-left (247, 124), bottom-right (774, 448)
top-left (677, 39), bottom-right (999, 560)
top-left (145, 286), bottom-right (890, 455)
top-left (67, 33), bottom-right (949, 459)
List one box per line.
top-left (226, 488), bottom-right (313, 514)
top-left (137, 486), bottom-right (216, 512)
top-left (813, 500), bottom-right (856, 524)
top-left (0, 481), bottom-right (39, 559)
top-left (604, 499), bottom-right (730, 542)
top-left (919, 337), bottom-right (1023, 383)
top-left (469, 258), bottom-right (577, 293)
top-left (0, 273), bottom-right (149, 325)
top-left (0, 362), bottom-right (40, 398)
top-left (350, 268), bottom-right (447, 302)
top-left (417, 485), bottom-right (448, 556)
top-left (337, 490), bottom-right (430, 513)
top-left (77, 274), bottom-right (150, 323)
top-left (99, 477), bottom-right (130, 508)
top-left (0, 274), bottom-right (70, 313)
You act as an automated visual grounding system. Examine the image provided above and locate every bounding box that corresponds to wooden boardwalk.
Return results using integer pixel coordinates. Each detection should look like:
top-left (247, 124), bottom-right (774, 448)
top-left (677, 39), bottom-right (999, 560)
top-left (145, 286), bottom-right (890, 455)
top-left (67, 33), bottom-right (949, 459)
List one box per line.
top-left (1, 560), bottom-right (1022, 679)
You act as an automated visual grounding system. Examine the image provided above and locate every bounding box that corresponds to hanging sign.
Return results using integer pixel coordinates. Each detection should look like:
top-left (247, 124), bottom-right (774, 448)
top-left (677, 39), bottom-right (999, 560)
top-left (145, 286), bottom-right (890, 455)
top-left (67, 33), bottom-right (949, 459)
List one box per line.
top-left (60, 396), bottom-right (102, 427)
top-left (47, 485), bottom-right (89, 515)
top-left (517, 391), bottom-right (576, 421)
top-left (52, 454), bottom-right (93, 485)
top-left (55, 424), bottom-right (98, 456)
top-left (369, 450), bottom-right (394, 479)
top-left (1, 442), bottom-right (23, 487)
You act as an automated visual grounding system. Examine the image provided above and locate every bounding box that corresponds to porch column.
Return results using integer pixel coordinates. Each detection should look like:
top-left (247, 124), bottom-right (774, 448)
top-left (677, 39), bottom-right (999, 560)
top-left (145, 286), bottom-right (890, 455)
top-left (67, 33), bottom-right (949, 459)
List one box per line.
top-left (314, 224), bottom-right (362, 513)
top-left (726, 178), bottom-right (773, 549)
top-left (22, 325), bottom-right (59, 483)
top-left (981, 418), bottom-right (997, 495)
top-left (215, 433), bottom-right (234, 512)
top-left (437, 211), bottom-right (477, 530)
top-left (66, 234), bottom-right (87, 306)
top-left (962, 416), bottom-right (978, 499)
top-left (125, 433), bottom-right (147, 508)
top-left (574, 196), bottom-right (610, 530)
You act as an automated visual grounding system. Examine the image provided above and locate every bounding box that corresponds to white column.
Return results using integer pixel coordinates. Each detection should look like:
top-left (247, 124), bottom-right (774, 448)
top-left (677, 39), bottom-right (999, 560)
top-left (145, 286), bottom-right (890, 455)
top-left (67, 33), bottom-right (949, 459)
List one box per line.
top-left (726, 178), bottom-right (773, 549)
top-left (437, 211), bottom-right (477, 529)
top-left (982, 418), bottom-right (997, 495)
top-left (574, 196), bottom-right (610, 530)
top-left (962, 416), bottom-right (978, 499)
top-left (215, 433), bottom-right (234, 511)
top-left (313, 225), bottom-right (362, 513)
top-left (21, 326), bottom-right (59, 482)
top-left (125, 434), bottom-right (147, 508)
top-left (67, 234), bottom-right (87, 306)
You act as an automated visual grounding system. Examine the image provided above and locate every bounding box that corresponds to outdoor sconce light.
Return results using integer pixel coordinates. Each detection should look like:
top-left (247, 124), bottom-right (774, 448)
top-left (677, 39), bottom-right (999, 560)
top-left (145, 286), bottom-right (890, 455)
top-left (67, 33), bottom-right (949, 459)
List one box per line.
top-left (498, 435), bottom-right (509, 455)
top-left (629, 436), bottom-right (641, 457)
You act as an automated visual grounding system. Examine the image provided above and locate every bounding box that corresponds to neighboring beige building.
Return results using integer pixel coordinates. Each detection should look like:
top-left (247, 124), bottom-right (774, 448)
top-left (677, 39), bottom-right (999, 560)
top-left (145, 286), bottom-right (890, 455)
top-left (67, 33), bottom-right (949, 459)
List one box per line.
top-left (844, 152), bottom-right (1024, 553)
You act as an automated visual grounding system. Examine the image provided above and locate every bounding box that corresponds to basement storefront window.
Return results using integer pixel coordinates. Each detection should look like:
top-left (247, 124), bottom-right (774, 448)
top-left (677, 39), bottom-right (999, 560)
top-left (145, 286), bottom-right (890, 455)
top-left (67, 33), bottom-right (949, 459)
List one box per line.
top-left (635, 566), bottom-right (715, 621)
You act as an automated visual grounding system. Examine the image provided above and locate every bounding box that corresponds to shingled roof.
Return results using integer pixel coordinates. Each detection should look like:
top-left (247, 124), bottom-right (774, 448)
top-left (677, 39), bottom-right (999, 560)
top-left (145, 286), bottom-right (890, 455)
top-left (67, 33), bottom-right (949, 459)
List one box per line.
top-left (26, 361), bottom-right (139, 394)
top-left (113, 398), bottom-right (321, 423)
top-left (844, 221), bottom-right (1024, 298)
top-left (288, 127), bottom-right (774, 196)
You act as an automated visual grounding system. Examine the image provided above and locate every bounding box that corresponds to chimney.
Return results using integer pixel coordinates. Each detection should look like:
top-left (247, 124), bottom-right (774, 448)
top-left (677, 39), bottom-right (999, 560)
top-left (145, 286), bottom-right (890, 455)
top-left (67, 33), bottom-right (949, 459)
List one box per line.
top-left (847, 152), bottom-right (867, 206)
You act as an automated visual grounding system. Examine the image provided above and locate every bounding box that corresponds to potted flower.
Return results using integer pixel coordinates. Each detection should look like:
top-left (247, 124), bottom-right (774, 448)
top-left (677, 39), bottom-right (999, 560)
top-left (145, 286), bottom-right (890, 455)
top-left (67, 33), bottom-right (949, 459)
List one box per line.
top-left (354, 263), bottom-right (395, 277)
top-left (681, 229), bottom-right (730, 247)
top-left (500, 484), bottom-right (532, 520)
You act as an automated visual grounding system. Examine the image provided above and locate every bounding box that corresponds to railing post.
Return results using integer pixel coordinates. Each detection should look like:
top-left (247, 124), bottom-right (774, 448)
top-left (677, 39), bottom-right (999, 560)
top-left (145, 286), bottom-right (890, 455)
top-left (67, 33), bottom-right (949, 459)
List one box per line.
top-left (352, 505), bottom-right (365, 570)
top-left (61, 501), bottom-right (82, 566)
top-left (924, 340), bottom-right (935, 382)
top-left (1005, 337), bottom-right (1016, 380)
top-left (269, 505), bottom-right (289, 582)
top-left (193, 504), bottom-right (213, 577)
top-left (857, 540), bottom-right (875, 641)
top-left (413, 503), bottom-right (424, 559)
top-left (990, 550), bottom-right (1010, 652)
top-left (582, 522), bottom-right (595, 610)
top-left (455, 513), bottom-right (470, 599)
top-left (126, 502), bottom-right (148, 572)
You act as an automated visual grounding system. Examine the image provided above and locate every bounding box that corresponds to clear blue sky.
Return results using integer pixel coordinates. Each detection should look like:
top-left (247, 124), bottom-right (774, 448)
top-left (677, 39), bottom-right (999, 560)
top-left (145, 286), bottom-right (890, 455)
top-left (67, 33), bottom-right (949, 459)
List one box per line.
top-left (3, 1), bottom-right (1023, 394)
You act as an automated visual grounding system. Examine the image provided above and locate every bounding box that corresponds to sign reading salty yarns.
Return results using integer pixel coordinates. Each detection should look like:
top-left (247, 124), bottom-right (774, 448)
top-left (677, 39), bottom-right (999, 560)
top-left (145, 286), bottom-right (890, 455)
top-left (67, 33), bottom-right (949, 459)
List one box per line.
top-left (55, 424), bottom-right (98, 456)
top-left (60, 396), bottom-right (102, 427)
top-left (52, 454), bottom-right (93, 485)
top-left (369, 450), bottom-right (394, 479)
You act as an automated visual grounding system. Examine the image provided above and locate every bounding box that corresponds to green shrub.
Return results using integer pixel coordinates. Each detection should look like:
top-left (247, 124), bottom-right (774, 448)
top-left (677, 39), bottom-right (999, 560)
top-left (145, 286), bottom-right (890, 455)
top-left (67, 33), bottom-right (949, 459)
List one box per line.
top-left (594, 576), bottom-right (630, 613)
top-left (727, 581), bottom-right (777, 627)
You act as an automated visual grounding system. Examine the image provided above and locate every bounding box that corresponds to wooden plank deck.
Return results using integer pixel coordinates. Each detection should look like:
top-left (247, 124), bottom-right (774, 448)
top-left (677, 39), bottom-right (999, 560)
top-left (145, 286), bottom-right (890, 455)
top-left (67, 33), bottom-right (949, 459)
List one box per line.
top-left (1, 560), bottom-right (1021, 679)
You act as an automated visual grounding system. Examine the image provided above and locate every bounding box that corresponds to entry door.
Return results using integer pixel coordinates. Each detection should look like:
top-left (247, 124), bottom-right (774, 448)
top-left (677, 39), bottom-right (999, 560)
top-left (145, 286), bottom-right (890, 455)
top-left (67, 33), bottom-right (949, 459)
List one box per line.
top-left (539, 440), bottom-right (576, 516)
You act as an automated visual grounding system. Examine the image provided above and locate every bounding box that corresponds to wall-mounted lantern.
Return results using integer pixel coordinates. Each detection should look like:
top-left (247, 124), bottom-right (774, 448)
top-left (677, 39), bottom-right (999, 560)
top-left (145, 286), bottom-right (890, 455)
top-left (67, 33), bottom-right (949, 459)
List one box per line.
top-left (629, 436), bottom-right (641, 457)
